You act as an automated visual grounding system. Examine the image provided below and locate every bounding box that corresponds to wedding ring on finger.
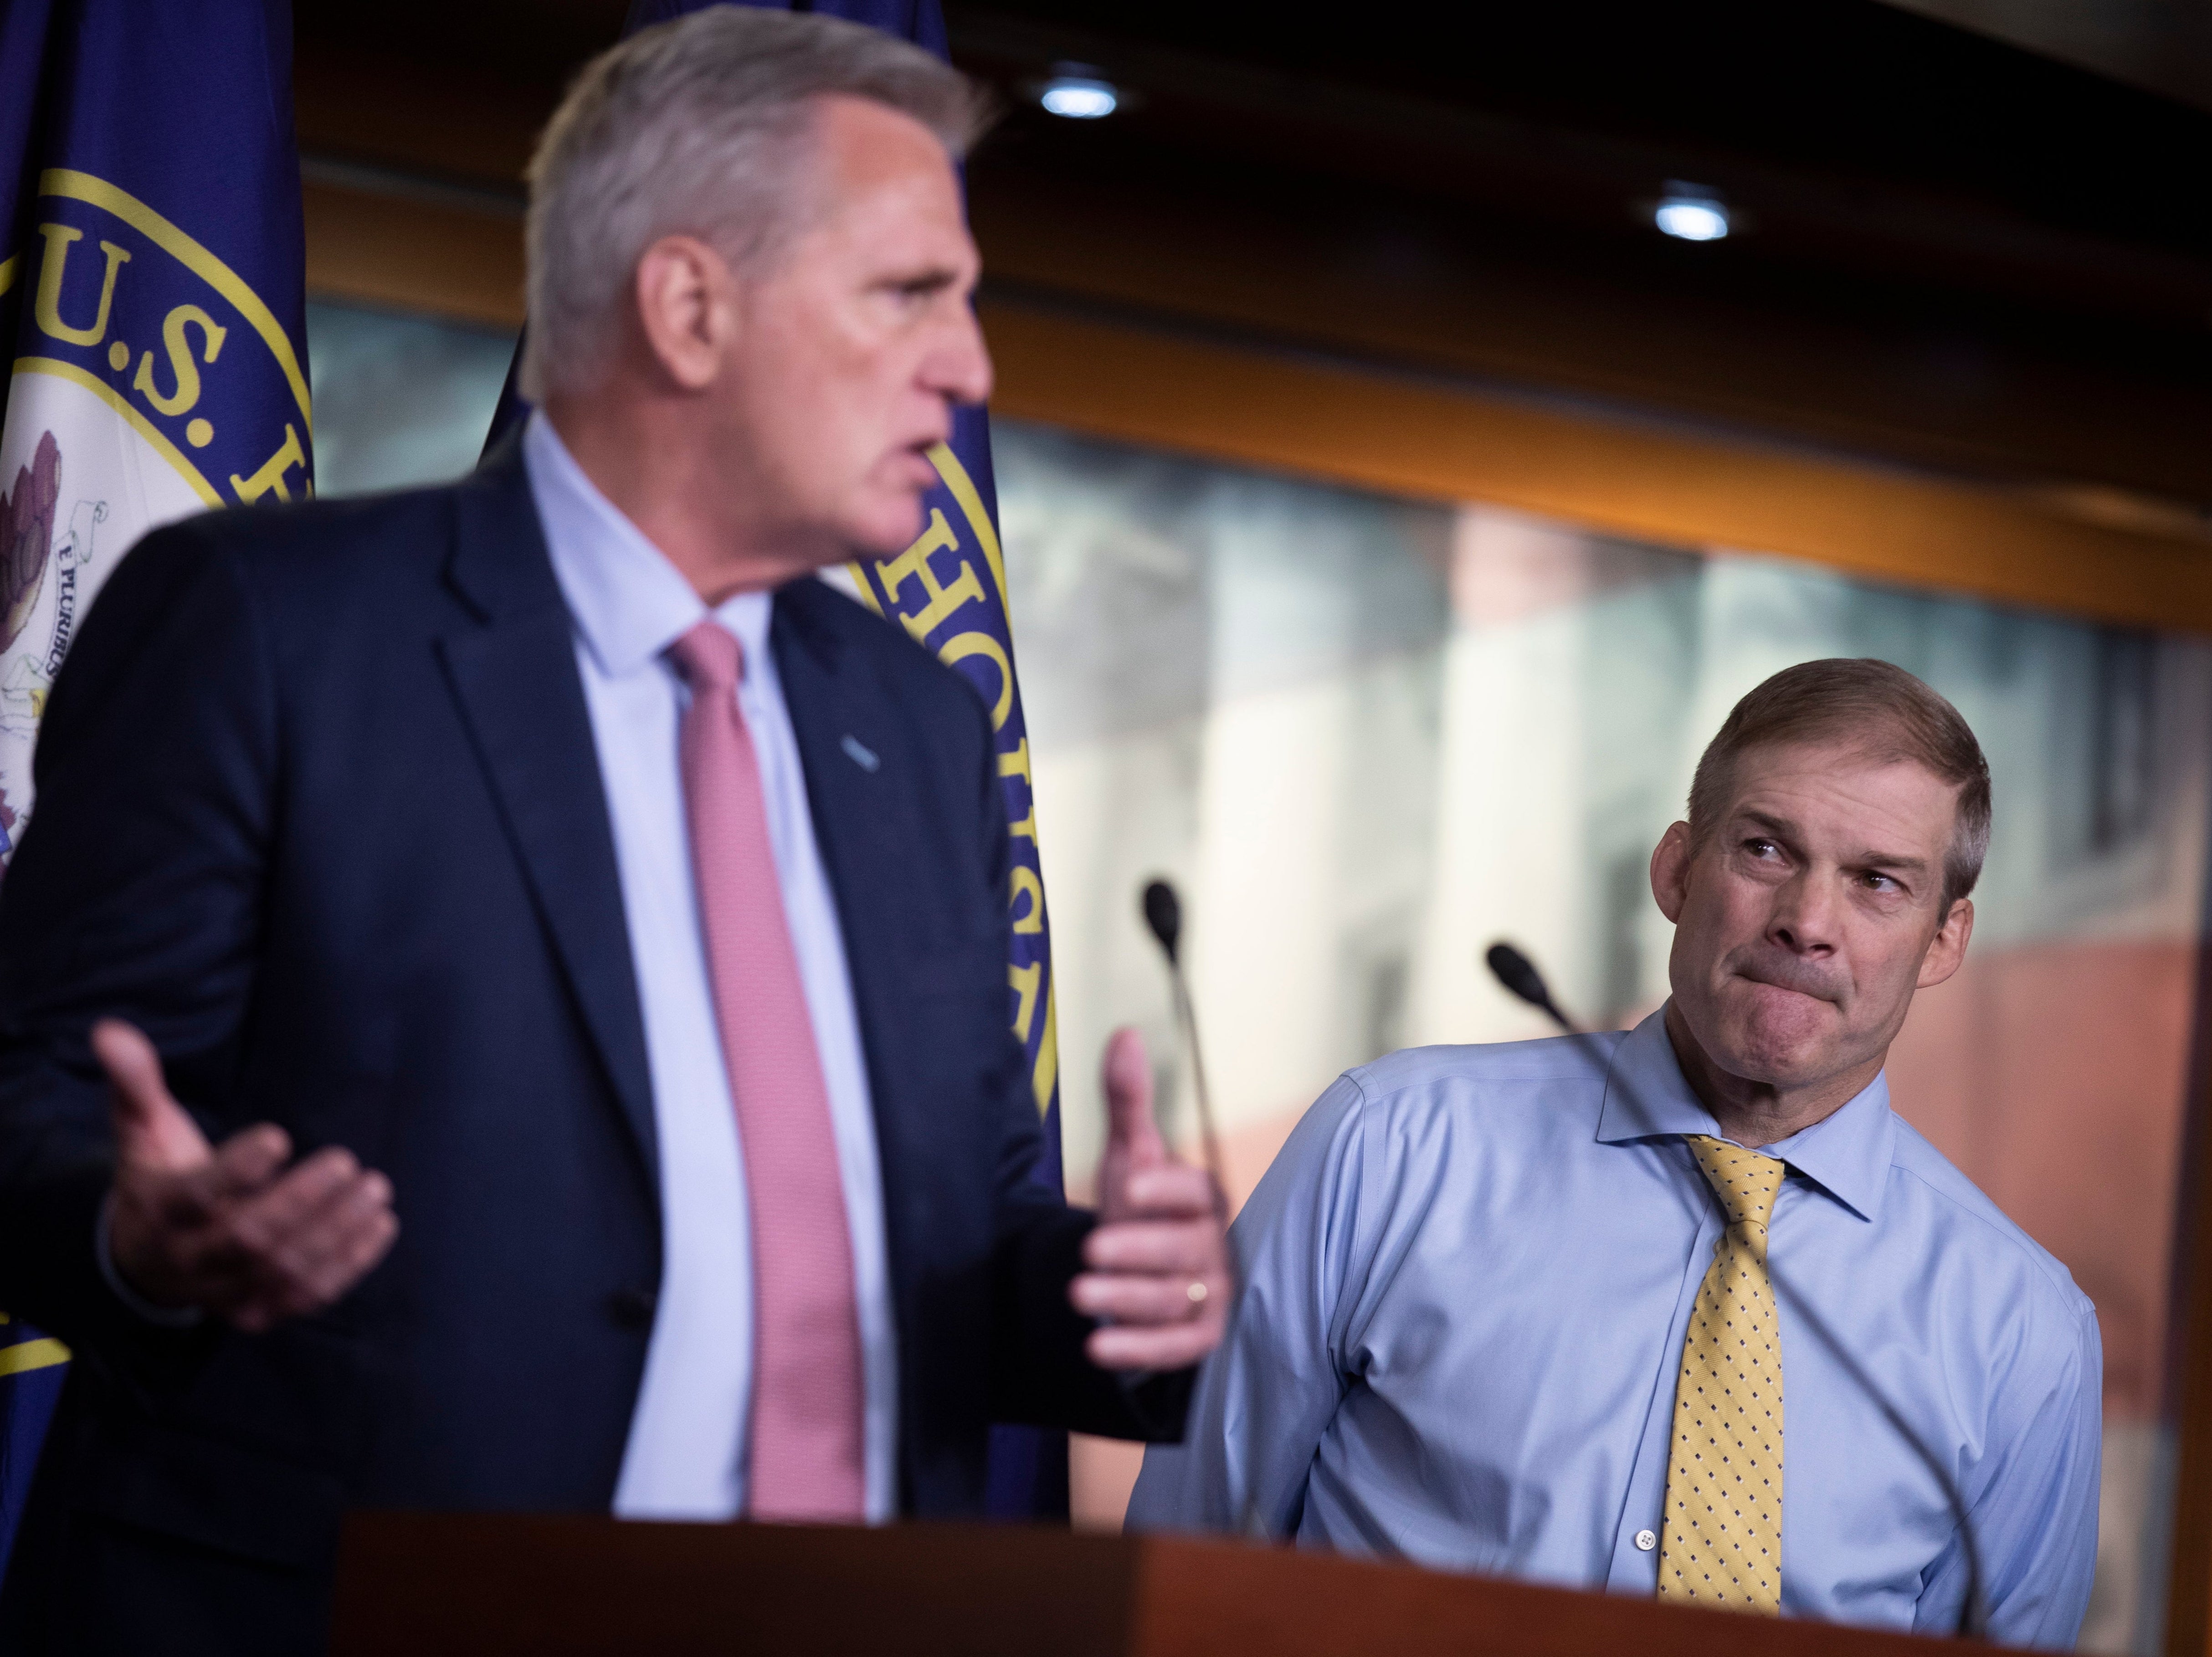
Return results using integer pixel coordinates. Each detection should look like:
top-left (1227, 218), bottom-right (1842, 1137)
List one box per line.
top-left (1186, 1278), bottom-right (1209, 1316)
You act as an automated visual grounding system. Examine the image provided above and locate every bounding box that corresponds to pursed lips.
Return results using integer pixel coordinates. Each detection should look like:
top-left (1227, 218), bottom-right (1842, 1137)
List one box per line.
top-left (1729, 962), bottom-right (1845, 1008)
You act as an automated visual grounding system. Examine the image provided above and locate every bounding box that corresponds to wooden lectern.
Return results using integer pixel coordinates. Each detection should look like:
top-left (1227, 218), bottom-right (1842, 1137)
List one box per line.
top-left (330, 1513), bottom-right (1958, 1656)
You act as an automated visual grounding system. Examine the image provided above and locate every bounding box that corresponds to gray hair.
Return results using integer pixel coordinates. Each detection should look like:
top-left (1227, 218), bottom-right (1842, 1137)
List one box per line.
top-left (519, 6), bottom-right (987, 401)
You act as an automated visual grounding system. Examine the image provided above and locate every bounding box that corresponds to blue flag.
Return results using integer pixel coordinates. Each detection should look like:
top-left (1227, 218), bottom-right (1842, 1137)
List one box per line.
top-left (0, 0), bottom-right (313, 1573)
top-left (1, 0), bottom-right (313, 856)
top-left (0, 1319), bottom-right (66, 1575)
top-left (489, 0), bottom-right (1069, 1519)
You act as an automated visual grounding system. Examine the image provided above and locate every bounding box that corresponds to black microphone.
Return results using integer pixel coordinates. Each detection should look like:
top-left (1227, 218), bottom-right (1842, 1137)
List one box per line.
top-left (1143, 878), bottom-right (1183, 967)
top-left (1485, 940), bottom-right (1581, 1034)
top-left (1140, 879), bottom-right (1227, 1209)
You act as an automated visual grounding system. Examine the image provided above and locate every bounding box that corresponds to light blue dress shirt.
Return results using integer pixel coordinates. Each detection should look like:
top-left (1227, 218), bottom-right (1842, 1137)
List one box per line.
top-left (523, 412), bottom-right (899, 1522)
top-left (1126, 1010), bottom-right (2101, 1648)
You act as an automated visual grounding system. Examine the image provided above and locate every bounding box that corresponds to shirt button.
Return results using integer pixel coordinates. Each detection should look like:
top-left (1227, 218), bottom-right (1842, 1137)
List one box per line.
top-left (1635, 1529), bottom-right (1658, 1552)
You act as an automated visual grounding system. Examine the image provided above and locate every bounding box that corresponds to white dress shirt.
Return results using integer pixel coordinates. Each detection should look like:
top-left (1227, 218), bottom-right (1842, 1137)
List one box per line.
top-left (523, 412), bottom-right (899, 1522)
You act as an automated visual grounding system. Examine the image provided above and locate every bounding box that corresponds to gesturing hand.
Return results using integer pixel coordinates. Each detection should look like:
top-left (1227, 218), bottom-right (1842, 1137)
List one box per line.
top-left (97, 1019), bottom-right (399, 1333)
top-left (1069, 1026), bottom-right (1231, 1372)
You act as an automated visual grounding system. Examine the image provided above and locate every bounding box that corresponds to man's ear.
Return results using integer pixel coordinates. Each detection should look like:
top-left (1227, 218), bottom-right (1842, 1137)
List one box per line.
top-left (632, 234), bottom-right (737, 392)
top-left (1916, 897), bottom-right (1974, 990)
top-left (1651, 821), bottom-right (1693, 924)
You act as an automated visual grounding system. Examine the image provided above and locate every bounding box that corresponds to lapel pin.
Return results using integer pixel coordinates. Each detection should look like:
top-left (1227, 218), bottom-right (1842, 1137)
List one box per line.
top-left (840, 734), bottom-right (881, 773)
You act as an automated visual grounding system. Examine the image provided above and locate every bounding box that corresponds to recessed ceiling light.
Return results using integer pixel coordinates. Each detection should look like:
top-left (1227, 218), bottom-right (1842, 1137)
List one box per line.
top-left (1038, 72), bottom-right (1119, 119)
top-left (1653, 185), bottom-right (1730, 242)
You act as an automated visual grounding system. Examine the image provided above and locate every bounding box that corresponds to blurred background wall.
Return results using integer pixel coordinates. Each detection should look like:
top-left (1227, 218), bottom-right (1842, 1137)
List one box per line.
top-left (289, 5), bottom-right (2212, 1650)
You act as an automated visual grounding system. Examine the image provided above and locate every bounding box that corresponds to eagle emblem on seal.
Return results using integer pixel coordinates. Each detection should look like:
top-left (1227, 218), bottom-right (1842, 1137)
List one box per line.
top-left (1, 433), bottom-right (61, 656)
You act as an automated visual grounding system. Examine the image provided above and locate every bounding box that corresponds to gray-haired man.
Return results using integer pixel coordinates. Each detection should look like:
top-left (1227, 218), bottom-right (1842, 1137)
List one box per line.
top-left (0, 12), bottom-right (1227, 1652)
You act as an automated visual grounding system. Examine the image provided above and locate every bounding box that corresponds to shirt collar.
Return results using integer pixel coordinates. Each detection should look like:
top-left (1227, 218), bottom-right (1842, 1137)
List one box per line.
top-left (521, 410), bottom-right (770, 678)
top-left (1597, 1005), bottom-right (1895, 1222)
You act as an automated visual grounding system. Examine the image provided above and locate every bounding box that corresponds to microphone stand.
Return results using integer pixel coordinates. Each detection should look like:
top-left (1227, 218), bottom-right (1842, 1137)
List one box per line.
top-left (1139, 879), bottom-right (1268, 1542)
top-left (1141, 880), bottom-right (1231, 1241)
top-left (1763, 1256), bottom-right (1990, 1639)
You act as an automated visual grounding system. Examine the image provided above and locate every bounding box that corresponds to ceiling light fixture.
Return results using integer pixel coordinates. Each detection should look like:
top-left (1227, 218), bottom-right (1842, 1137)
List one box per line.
top-left (1653, 184), bottom-right (1730, 242)
top-left (1038, 68), bottom-right (1119, 120)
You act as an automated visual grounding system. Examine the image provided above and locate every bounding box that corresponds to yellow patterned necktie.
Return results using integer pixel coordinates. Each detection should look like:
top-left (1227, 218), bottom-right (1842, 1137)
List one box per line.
top-left (1658, 1135), bottom-right (1787, 1616)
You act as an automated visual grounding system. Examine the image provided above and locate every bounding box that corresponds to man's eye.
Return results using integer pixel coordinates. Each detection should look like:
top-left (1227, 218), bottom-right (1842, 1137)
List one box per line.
top-left (1860, 872), bottom-right (1898, 892)
top-left (1743, 838), bottom-right (1779, 857)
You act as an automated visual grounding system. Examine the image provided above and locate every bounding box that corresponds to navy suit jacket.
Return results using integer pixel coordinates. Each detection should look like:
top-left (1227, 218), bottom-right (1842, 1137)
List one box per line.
top-left (0, 443), bottom-right (1185, 1654)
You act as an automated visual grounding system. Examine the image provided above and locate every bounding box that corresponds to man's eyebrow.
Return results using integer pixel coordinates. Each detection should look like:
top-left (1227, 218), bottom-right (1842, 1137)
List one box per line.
top-left (884, 265), bottom-right (961, 293)
top-left (1857, 848), bottom-right (1931, 877)
top-left (1735, 808), bottom-right (1801, 841)
top-left (1735, 809), bottom-right (1930, 877)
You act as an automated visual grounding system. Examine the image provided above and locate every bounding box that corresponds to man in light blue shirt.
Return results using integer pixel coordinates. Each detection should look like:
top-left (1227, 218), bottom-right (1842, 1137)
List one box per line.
top-left (1128, 658), bottom-right (2101, 1648)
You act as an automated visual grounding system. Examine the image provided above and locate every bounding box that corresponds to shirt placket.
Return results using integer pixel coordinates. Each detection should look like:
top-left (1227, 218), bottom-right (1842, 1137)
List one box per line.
top-left (1603, 1146), bottom-right (1730, 1594)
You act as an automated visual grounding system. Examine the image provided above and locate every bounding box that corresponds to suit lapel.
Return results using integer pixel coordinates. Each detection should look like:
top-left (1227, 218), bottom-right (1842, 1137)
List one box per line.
top-left (435, 442), bottom-right (659, 1182)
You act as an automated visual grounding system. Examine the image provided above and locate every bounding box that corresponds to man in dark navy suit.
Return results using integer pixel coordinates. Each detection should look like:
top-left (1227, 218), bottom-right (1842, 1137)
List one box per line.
top-left (0, 11), bottom-right (1228, 1652)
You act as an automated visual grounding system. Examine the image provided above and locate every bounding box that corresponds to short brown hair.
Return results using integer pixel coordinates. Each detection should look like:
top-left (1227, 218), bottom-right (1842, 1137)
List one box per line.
top-left (1687, 658), bottom-right (1991, 911)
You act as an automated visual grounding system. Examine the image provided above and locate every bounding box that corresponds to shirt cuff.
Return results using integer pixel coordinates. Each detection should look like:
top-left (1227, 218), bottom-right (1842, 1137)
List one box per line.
top-left (96, 1192), bottom-right (204, 1329)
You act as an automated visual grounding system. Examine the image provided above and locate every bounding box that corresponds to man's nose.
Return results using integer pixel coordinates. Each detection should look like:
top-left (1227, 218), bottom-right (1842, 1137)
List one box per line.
top-left (925, 307), bottom-right (993, 408)
top-left (1768, 873), bottom-right (1842, 954)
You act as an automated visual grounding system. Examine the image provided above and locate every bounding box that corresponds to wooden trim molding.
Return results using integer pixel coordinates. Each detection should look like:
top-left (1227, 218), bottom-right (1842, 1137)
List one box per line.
top-left (979, 296), bottom-right (2212, 634)
top-left (2170, 1221), bottom-right (2212, 1656)
top-left (299, 181), bottom-right (2212, 632)
top-left (2165, 977), bottom-right (2212, 1657)
top-left (962, 161), bottom-right (2212, 513)
top-left (303, 178), bottom-right (525, 330)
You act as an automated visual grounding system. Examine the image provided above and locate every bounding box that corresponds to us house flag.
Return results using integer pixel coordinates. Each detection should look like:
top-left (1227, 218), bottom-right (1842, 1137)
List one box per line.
top-left (0, 0), bottom-right (314, 1572)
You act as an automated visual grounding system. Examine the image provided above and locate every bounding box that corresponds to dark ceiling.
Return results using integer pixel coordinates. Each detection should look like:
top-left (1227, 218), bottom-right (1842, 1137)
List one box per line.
top-left (962, 1), bottom-right (2208, 315)
top-left (292, 0), bottom-right (2212, 505)
top-left (293, 0), bottom-right (2212, 267)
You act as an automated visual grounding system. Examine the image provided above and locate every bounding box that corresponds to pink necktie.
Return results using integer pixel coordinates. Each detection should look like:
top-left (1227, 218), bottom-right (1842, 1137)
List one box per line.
top-left (670, 620), bottom-right (865, 1522)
